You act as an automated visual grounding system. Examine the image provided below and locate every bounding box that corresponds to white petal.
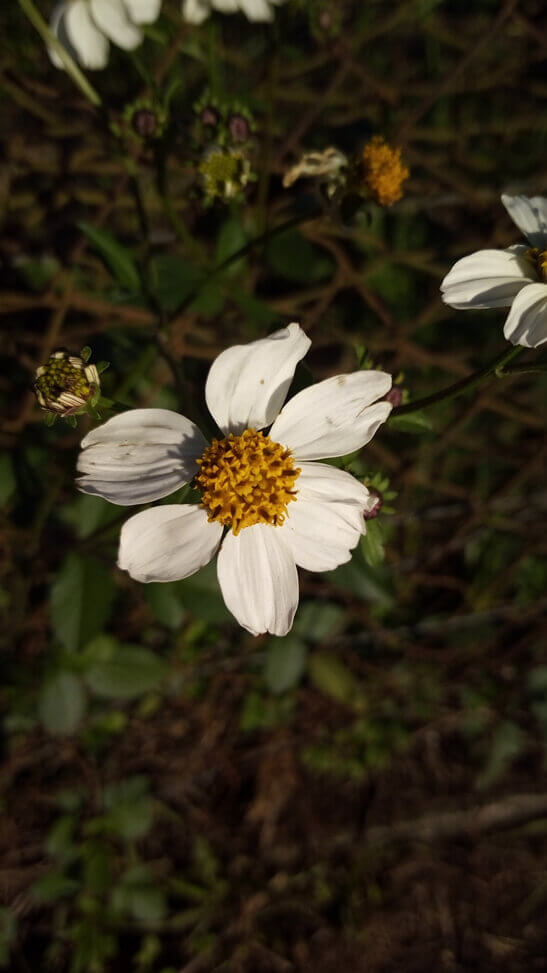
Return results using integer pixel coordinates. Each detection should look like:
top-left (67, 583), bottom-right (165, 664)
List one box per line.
top-left (123, 0), bottom-right (162, 23)
top-left (503, 282), bottom-right (547, 348)
top-left (211, 0), bottom-right (240, 12)
top-left (205, 322), bottom-right (311, 436)
top-left (182, 0), bottom-right (210, 22)
top-left (237, 0), bottom-right (274, 20)
top-left (441, 247), bottom-right (535, 309)
top-left (279, 463), bottom-right (369, 572)
top-left (270, 371), bottom-right (392, 461)
top-left (89, 0), bottom-right (142, 48)
top-left (217, 525), bottom-right (298, 636)
top-left (118, 505), bottom-right (222, 582)
top-left (77, 409), bottom-right (207, 505)
top-left (48, 4), bottom-right (69, 68)
top-left (63, 0), bottom-right (110, 69)
top-left (502, 194), bottom-right (547, 249)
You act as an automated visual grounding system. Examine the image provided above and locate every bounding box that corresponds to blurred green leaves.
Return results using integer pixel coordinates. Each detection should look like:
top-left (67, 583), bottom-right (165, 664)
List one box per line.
top-left (82, 636), bottom-right (166, 700)
top-left (50, 553), bottom-right (116, 653)
top-left (79, 223), bottom-right (141, 294)
top-left (39, 671), bottom-right (86, 735)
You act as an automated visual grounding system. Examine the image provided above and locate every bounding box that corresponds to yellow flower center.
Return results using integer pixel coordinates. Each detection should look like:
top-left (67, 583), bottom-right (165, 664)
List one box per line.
top-left (195, 428), bottom-right (300, 535)
top-left (360, 136), bottom-right (409, 207)
top-left (525, 247), bottom-right (547, 282)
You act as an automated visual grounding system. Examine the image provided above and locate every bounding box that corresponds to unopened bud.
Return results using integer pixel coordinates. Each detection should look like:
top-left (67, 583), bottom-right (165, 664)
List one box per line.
top-left (132, 108), bottom-right (158, 138)
top-left (228, 113), bottom-right (250, 143)
top-left (384, 386), bottom-right (403, 408)
top-left (200, 106), bottom-right (220, 128)
top-left (34, 350), bottom-right (100, 417)
top-left (364, 489), bottom-right (383, 520)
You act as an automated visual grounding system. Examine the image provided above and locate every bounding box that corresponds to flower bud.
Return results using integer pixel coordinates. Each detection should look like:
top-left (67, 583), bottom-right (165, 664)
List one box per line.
top-left (364, 489), bottom-right (383, 520)
top-left (34, 350), bottom-right (100, 417)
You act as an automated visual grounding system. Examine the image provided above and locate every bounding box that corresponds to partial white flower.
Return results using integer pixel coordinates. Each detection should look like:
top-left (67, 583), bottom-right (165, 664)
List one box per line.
top-left (441, 194), bottom-right (547, 348)
top-left (77, 324), bottom-right (393, 636)
top-left (182, 0), bottom-right (287, 25)
top-left (49, 0), bottom-right (161, 70)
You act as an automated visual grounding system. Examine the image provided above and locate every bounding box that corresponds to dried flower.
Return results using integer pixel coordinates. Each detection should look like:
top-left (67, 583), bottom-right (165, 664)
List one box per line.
top-left (360, 136), bottom-right (409, 207)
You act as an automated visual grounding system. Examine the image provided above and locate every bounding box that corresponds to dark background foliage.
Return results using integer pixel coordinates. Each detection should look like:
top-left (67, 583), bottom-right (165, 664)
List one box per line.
top-left (1, 0), bottom-right (546, 970)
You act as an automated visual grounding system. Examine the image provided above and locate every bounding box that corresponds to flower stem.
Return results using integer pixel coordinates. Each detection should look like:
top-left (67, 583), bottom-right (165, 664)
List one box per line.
top-left (172, 202), bottom-right (322, 319)
top-left (392, 345), bottom-right (525, 417)
top-left (17, 0), bottom-right (102, 108)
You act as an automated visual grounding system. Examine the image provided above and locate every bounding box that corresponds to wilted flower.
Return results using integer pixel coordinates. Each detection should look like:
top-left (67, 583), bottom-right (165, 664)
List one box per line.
top-left (34, 350), bottom-right (100, 416)
top-left (441, 194), bottom-right (547, 348)
top-left (49, 0), bottom-right (161, 71)
top-left (182, 0), bottom-right (287, 24)
top-left (77, 324), bottom-right (393, 636)
top-left (283, 147), bottom-right (348, 199)
top-left (359, 136), bottom-right (409, 207)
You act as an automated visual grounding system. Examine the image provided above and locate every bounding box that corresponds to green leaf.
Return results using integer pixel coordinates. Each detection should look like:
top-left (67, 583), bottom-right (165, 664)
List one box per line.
top-left (83, 637), bottom-right (166, 699)
top-left (0, 453), bottom-right (15, 509)
top-left (147, 254), bottom-right (202, 312)
top-left (388, 409), bottom-right (433, 433)
top-left (292, 602), bottom-right (344, 642)
top-left (264, 635), bottom-right (307, 694)
top-left (146, 583), bottom-right (186, 629)
top-left (50, 553), bottom-right (115, 652)
top-left (31, 872), bottom-right (80, 903)
top-left (308, 652), bottom-right (361, 708)
top-left (0, 907), bottom-right (17, 968)
top-left (79, 222), bottom-right (141, 294)
top-left (103, 778), bottom-right (154, 840)
top-left (38, 672), bottom-right (86, 735)
top-left (360, 519), bottom-right (385, 568)
top-left (215, 217), bottom-right (247, 274)
top-left (266, 229), bottom-right (334, 283)
top-left (45, 815), bottom-right (78, 863)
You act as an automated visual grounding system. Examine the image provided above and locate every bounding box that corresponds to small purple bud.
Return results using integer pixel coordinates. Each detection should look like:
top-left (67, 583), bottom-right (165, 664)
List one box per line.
top-left (132, 109), bottom-right (158, 138)
top-left (364, 489), bottom-right (383, 520)
top-left (384, 386), bottom-right (403, 408)
top-left (200, 106), bottom-right (219, 127)
top-left (228, 113), bottom-right (250, 143)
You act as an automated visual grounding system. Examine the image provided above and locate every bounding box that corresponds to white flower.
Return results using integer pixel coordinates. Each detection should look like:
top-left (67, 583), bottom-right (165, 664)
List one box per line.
top-left (77, 324), bottom-right (393, 636)
top-left (182, 0), bottom-right (287, 25)
top-left (441, 194), bottom-right (547, 348)
top-left (49, 0), bottom-right (161, 70)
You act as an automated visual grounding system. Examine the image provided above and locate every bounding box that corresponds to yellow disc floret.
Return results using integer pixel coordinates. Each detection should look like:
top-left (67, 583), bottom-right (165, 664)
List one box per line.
top-left (526, 247), bottom-right (547, 282)
top-left (360, 135), bottom-right (409, 207)
top-left (195, 428), bottom-right (300, 535)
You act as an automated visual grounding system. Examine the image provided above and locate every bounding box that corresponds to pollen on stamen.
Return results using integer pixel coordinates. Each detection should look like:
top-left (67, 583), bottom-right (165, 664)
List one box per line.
top-left (195, 428), bottom-right (301, 535)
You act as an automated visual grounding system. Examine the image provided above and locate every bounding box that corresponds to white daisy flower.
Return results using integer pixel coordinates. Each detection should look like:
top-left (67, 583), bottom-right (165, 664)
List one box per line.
top-left (441, 194), bottom-right (547, 348)
top-left (77, 324), bottom-right (393, 636)
top-left (182, 0), bottom-right (287, 25)
top-left (49, 0), bottom-right (161, 70)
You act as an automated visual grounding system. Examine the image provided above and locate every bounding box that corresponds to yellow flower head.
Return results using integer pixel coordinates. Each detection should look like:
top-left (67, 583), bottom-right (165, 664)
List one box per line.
top-left (360, 136), bottom-right (409, 207)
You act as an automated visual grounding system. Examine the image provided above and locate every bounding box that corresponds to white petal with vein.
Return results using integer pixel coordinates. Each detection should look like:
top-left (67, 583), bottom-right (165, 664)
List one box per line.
top-left (118, 505), bottom-right (222, 582)
top-left (503, 282), bottom-right (547, 348)
top-left (205, 322), bottom-right (311, 435)
top-left (63, 0), bottom-right (110, 68)
top-left (89, 0), bottom-right (142, 48)
top-left (502, 195), bottom-right (547, 249)
top-left (77, 409), bottom-right (207, 505)
top-left (441, 247), bottom-right (535, 309)
top-left (279, 463), bottom-right (369, 572)
top-left (217, 525), bottom-right (298, 636)
top-left (270, 371), bottom-right (392, 460)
